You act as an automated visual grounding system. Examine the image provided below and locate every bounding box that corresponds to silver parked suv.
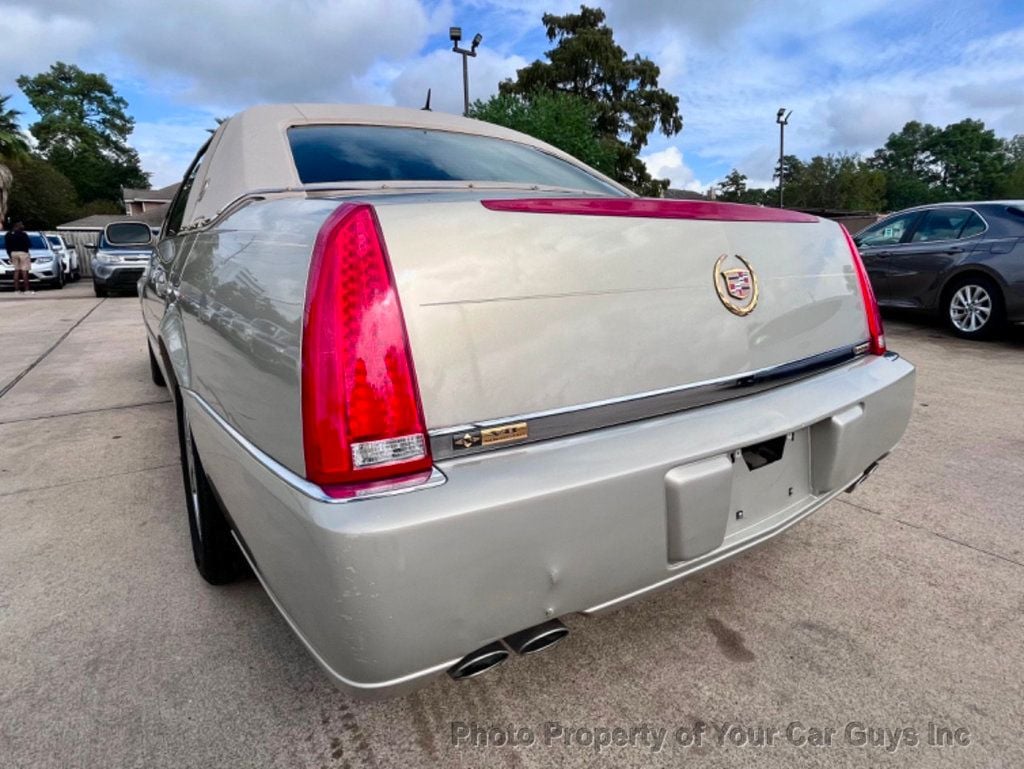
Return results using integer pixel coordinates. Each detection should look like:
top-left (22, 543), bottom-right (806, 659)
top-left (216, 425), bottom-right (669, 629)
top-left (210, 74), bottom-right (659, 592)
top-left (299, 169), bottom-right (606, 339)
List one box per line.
top-left (90, 222), bottom-right (154, 297)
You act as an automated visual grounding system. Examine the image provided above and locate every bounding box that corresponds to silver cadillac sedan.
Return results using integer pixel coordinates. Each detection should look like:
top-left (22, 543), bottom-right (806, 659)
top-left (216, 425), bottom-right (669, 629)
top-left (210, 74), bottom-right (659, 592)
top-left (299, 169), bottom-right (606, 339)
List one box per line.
top-left (141, 104), bottom-right (915, 698)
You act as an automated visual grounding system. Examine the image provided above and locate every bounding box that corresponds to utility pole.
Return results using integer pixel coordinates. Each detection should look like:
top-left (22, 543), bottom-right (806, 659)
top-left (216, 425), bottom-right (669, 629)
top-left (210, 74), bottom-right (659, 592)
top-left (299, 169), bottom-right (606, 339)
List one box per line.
top-left (450, 28), bottom-right (483, 116)
top-left (776, 107), bottom-right (792, 208)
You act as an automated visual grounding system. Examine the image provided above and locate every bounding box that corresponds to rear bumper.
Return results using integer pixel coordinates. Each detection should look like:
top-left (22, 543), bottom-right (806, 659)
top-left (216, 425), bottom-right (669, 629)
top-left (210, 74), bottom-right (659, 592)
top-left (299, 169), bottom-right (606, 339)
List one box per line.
top-left (185, 352), bottom-right (915, 698)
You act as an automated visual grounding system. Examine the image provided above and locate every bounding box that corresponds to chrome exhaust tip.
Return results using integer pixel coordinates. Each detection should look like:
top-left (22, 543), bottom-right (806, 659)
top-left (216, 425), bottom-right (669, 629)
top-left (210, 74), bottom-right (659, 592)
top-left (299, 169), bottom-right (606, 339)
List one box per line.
top-left (447, 641), bottom-right (509, 680)
top-left (503, 619), bottom-right (569, 656)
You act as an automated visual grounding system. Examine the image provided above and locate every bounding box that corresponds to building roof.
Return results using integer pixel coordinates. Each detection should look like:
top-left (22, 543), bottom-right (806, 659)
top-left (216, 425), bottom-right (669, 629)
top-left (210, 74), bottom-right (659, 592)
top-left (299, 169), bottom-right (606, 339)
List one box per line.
top-left (122, 182), bottom-right (180, 202)
top-left (58, 206), bottom-right (166, 231)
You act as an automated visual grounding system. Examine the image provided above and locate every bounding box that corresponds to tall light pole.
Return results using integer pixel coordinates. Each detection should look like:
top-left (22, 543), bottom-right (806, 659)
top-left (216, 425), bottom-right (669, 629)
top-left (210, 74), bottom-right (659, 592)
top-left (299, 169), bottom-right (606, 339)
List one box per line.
top-left (776, 107), bottom-right (792, 208)
top-left (450, 27), bottom-right (483, 116)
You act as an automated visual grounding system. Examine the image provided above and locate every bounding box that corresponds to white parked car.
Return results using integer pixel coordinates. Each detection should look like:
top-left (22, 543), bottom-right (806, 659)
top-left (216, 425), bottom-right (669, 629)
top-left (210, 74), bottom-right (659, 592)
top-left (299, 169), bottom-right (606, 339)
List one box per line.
top-left (1, 231), bottom-right (65, 289)
top-left (45, 233), bottom-right (81, 282)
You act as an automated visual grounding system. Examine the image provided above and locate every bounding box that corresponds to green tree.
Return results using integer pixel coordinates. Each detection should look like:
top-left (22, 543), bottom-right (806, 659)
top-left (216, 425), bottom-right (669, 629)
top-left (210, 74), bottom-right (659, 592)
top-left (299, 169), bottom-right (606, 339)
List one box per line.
top-left (5, 154), bottom-right (79, 229)
top-left (716, 169), bottom-right (747, 202)
top-left (0, 94), bottom-right (30, 158)
top-left (785, 154), bottom-right (885, 211)
top-left (774, 154), bottom-right (804, 187)
top-left (469, 91), bottom-right (616, 178)
top-left (871, 119), bottom-right (1009, 208)
top-left (498, 5), bottom-right (683, 196)
top-left (17, 62), bottom-right (148, 204)
top-left (998, 134), bottom-right (1024, 197)
top-left (870, 120), bottom-right (940, 209)
top-left (929, 118), bottom-right (1007, 199)
top-left (0, 93), bottom-right (31, 224)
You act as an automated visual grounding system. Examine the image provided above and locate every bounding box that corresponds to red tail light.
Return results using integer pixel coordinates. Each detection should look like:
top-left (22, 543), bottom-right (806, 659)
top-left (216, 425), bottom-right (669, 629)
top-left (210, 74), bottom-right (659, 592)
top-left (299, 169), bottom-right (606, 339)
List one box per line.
top-left (302, 203), bottom-right (432, 495)
top-left (841, 225), bottom-right (886, 355)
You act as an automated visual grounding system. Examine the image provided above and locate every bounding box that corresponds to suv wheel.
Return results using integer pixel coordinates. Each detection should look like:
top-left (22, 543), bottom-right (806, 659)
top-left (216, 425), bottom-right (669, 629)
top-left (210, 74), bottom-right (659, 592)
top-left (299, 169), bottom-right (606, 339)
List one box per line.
top-left (945, 275), bottom-right (1003, 340)
top-left (178, 401), bottom-right (248, 584)
top-left (93, 283), bottom-right (107, 297)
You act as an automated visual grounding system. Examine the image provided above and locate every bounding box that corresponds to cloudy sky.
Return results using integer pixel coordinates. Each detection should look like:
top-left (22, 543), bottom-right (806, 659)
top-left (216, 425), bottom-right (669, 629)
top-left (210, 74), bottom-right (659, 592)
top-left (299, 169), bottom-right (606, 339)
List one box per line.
top-left (3, 0), bottom-right (1023, 190)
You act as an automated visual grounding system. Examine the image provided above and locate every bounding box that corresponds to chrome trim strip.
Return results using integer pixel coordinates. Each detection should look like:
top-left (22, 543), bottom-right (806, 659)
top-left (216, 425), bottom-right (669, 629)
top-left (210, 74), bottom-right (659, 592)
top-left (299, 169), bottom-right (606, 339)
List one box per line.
top-left (185, 181), bottom-right (627, 233)
top-left (430, 344), bottom-right (868, 460)
top-left (182, 388), bottom-right (446, 504)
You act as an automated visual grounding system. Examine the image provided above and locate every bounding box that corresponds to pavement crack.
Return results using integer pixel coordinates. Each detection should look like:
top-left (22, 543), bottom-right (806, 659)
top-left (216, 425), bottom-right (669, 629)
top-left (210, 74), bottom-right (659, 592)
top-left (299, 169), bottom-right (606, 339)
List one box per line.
top-left (0, 298), bottom-right (105, 399)
top-left (0, 398), bottom-right (172, 426)
top-left (838, 497), bottom-right (1024, 570)
top-left (0, 462), bottom-right (179, 499)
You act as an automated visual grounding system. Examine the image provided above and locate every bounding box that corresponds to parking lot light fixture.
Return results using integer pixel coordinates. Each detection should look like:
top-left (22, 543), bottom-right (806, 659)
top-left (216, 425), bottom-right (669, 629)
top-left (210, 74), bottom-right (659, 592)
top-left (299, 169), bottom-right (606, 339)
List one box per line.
top-left (451, 27), bottom-right (483, 116)
top-left (776, 107), bottom-right (792, 208)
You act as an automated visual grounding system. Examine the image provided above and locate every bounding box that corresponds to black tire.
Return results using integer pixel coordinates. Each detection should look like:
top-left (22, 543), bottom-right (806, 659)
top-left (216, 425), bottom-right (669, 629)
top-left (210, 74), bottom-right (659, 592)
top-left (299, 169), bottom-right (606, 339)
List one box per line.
top-left (93, 282), bottom-right (107, 297)
top-left (177, 401), bottom-right (247, 584)
top-left (50, 270), bottom-right (64, 289)
top-left (943, 275), bottom-right (1003, 340)
top-left (148, 343), bottom-right (167, 387)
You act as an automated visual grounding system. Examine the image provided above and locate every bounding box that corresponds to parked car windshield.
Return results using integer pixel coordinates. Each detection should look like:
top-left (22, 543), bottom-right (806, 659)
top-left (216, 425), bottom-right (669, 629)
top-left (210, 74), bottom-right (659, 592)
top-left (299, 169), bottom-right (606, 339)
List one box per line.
top-left (287, 125), bottom-right (623, 195)
top-left (27, 234), bottom-right (48, 250)
top-left (46, 235), bottom-right (63, 247)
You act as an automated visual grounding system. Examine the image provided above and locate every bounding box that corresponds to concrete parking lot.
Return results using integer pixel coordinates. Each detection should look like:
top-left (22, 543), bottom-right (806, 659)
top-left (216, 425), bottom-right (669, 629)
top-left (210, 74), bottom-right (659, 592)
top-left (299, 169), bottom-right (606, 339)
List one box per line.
top-left (1, 282), bottom-right (1023, 768)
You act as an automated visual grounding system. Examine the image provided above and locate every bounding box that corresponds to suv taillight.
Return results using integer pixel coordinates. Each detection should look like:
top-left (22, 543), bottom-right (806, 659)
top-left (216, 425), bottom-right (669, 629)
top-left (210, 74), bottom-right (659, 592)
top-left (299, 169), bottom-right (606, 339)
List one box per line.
top-left (842, 225), bottom-right (886, 356)
top-left (302, 204), bottom-right (432, 496)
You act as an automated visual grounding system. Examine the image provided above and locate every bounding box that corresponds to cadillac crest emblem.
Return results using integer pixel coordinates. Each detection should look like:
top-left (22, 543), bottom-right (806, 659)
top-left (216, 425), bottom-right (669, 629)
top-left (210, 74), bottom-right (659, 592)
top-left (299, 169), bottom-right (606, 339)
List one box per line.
top-left (713, 254), bottom-right (759, 315)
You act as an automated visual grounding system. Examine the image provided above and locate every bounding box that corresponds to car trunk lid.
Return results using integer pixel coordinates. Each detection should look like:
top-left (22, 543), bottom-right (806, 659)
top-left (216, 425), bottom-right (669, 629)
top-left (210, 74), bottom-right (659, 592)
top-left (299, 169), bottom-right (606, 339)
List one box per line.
top-left (370, 195), bottom-right (870, 432)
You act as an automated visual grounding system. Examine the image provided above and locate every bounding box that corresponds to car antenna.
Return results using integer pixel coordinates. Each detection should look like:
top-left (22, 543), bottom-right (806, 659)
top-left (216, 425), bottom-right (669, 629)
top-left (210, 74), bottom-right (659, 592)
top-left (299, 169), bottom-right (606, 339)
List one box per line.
top-left (422, 88), bottom-right (432, 111)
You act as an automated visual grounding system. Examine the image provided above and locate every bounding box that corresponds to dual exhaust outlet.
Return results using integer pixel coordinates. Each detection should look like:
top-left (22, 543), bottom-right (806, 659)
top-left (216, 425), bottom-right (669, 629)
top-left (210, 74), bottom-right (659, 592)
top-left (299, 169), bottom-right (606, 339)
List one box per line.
top-left (447, 619), bottom-right (569, 681)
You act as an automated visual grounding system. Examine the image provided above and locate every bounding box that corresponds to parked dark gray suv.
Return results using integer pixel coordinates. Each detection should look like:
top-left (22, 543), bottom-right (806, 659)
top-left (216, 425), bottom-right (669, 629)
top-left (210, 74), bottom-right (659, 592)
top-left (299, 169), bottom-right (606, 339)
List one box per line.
top-left (855, 202), bottom-right (1024, 339)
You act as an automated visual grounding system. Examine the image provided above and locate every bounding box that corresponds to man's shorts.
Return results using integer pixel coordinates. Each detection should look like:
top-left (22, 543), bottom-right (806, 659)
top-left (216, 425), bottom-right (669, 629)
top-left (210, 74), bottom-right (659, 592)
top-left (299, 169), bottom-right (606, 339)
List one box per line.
top-left (9, 252), bottom-right (30, 270)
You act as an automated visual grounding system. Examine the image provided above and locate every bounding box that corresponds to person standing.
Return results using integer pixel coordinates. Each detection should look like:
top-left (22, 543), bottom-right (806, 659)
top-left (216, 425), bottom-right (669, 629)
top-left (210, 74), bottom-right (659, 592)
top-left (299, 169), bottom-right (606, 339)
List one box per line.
top-left (5, 222), bottom-right (33, 295)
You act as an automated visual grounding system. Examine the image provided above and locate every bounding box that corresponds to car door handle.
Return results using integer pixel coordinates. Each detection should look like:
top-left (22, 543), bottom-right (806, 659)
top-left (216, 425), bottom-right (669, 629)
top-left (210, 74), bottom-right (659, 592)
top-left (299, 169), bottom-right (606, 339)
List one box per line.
top-left (874, 250), bottom-right (893, 258)
top-left (943, 246), bottom-right (965, 254)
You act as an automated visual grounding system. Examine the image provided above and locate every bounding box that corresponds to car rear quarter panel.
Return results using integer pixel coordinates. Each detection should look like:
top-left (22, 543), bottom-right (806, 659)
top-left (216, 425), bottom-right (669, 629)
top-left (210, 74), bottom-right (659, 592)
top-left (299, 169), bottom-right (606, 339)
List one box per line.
top-left (960, 236), bottom-right (1024, 320)
top-left (176, 198), bottom-right (341, 474)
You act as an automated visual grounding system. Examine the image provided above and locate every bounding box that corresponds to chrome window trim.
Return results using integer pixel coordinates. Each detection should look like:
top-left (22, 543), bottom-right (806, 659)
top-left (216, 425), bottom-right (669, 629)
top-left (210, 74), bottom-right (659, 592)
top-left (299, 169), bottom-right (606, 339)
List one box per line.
top-left (182, 388), bottom-right (446, 504)
top-left (429, 343), bottom-right (868, 461)
top-left (906, 206), bottom-right (989, 245)
top-left (183, 181), bottom-right (623, 233)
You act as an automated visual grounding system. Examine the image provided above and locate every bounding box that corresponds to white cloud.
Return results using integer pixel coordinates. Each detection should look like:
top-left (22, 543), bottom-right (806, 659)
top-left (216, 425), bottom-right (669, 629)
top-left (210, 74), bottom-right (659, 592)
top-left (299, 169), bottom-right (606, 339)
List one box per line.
top-left (388, 48), bottom-right (528, 114)
top-left (640, 146), bottom-right (703, 191)
top-left (129, 118), bottom-right (220, 187)
top-left (0, 6), bottom-right (93, 85)
top-left (6, 0), bottom-right (437, 108)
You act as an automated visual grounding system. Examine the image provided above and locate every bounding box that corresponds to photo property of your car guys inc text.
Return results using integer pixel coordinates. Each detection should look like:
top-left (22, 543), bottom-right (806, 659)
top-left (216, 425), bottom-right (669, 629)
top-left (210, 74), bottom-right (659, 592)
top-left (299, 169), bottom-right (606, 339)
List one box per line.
top-left (1, 1), bottom-right (1022, 768)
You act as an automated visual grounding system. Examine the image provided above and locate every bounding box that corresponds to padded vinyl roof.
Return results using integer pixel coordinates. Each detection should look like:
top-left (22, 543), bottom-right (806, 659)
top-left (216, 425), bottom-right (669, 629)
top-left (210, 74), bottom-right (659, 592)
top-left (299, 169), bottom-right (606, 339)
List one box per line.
top-left (184, 103), bottom-right (626, 226)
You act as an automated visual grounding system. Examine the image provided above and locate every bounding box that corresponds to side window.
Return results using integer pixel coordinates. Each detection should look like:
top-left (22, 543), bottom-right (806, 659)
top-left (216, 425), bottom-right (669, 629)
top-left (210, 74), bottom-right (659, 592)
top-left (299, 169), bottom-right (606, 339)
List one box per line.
top-left (910, 208), bottom-right (974, 242)
top-left (857, 212), bottom-right (919, 247)
top-left (162, 142), bottom-right (210, 238)
top-left (958, 212), bottom-right (986, 239)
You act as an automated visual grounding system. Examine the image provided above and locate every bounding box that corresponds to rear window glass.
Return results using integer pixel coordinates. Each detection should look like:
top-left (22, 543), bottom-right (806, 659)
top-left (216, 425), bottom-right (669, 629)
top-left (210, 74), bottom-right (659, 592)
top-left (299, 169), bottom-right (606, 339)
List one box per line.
top-left (104, 223), bottom-right (152, 246)
top-left (287, 125), bottom-right (621, 195)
